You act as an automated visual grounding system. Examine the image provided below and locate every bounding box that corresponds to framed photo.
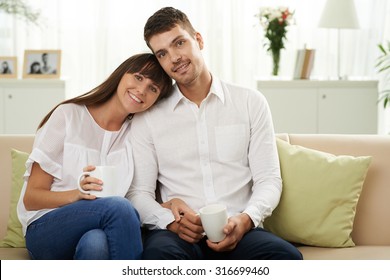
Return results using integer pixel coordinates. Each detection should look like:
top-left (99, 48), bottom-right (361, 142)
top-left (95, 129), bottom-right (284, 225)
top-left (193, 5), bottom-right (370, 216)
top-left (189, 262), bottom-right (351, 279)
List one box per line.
top-left (0, 56), bottom-right (17, 78)
top-left (23, 50), bottom-right (61, 79)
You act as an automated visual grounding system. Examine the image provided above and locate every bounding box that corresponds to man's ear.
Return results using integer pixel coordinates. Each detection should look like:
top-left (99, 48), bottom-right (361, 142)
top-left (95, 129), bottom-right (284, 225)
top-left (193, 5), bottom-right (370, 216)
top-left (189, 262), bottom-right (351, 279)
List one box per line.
top-left (195, 32), bottom-right (204, 50)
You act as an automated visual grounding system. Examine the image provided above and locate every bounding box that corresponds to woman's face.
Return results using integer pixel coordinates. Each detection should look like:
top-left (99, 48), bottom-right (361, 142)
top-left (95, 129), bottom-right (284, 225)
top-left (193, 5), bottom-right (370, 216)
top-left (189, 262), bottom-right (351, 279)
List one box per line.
top-left (116, 72), bottom-right (162, 114)
top-left (33, 63), bottom-right (40, 72)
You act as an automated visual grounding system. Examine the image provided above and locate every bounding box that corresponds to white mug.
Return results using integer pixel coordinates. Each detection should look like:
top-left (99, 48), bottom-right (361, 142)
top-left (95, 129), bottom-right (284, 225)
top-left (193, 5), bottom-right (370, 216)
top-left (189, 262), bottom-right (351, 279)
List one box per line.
top-left (199, 204), bottom-right (228, 243)
top-left (77, 166), bottom-right (120, 198)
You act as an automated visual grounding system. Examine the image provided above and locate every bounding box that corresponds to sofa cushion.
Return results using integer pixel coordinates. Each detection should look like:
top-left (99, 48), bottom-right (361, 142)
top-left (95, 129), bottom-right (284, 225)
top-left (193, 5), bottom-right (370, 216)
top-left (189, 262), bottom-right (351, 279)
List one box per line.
top-left (263, 138), bottom-right (371, 248)
top-left (0, 149), bottom-right (28, 248)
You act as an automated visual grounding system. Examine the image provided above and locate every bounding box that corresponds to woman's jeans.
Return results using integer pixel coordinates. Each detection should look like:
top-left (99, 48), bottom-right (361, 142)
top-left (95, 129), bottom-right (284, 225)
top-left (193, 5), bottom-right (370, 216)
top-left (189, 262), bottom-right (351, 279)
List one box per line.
top-left (25, 196), bottom-right (142, 260)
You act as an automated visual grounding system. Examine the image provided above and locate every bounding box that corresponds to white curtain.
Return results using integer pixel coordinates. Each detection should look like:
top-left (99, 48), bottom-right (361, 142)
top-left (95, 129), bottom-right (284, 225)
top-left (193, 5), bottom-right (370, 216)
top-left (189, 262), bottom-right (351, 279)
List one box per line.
top-left (0, 0), bottom-right (389, 130)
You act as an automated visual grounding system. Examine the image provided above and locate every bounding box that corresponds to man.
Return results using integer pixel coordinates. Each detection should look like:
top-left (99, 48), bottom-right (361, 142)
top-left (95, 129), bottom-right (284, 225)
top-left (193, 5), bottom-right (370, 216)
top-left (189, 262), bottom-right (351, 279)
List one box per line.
top-left (127, 7), bottom-right (302, 260)
top-left (41, 53), bottom-right (56, 74)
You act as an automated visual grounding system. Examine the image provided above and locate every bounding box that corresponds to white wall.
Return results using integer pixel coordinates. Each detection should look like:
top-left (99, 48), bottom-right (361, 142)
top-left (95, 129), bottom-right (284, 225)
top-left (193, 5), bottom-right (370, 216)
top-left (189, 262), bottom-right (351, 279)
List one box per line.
top-left (1, 0), bottom-right (389, 132)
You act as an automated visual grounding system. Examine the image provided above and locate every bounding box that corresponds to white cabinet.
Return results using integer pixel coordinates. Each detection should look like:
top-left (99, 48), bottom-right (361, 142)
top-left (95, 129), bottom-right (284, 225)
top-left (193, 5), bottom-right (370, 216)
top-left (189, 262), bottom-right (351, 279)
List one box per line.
top-left (0, 79), bottom-right (65, 134)
top-left (257, 80), bottom-right (378, 134)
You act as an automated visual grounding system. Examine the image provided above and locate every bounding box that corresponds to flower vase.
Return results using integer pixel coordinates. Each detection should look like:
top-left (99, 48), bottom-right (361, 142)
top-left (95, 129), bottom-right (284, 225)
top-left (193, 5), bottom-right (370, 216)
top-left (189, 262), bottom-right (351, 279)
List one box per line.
top-left (271, 49), bottom-right (280, 76)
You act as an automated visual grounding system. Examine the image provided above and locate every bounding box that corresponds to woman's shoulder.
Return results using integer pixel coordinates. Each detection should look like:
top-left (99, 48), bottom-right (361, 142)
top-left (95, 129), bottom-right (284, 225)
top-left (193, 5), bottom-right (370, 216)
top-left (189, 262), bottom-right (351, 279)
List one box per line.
top-left (57, 102), bottom-right (83, 110)
top-left (45, 103), bottom-right (85, 124)
top-left (38, 103), bottom-right (86, 135)
top-left (54, 103), bottom-right (85, 115)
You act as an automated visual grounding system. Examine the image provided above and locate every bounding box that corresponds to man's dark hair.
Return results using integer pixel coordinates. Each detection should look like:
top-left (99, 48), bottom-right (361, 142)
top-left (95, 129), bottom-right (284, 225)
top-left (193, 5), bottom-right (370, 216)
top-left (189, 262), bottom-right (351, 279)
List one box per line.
top-left (144, 7), bottom-right (196, 48)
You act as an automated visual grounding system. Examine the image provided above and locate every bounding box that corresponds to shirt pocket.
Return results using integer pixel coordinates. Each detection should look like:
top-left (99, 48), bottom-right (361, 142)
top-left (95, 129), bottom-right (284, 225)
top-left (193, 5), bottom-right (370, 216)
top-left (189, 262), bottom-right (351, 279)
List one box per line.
top-left (215, 124), bottom-right (248, 162)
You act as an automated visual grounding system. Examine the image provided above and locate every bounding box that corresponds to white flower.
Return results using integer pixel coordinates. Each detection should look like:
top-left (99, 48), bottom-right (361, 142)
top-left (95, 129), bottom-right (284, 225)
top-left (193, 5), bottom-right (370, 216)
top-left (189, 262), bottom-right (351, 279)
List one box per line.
top-left (256, 6), bottom-right (294, 31)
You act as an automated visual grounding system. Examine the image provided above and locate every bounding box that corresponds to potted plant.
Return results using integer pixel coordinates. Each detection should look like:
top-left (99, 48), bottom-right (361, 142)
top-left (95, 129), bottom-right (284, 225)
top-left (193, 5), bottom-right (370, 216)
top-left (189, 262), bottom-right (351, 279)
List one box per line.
top-left (376, 41), bottom-right (390, 108)
top-left (255, 7), bottom-right (294, 76)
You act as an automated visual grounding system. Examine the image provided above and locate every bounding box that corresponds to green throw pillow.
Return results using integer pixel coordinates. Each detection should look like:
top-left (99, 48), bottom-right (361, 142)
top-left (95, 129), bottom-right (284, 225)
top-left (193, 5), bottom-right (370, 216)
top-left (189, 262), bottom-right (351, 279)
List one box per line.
top-left (264, 138), bottom-right (371, 248)
top-left (0, 149), bottom-right (29, 248)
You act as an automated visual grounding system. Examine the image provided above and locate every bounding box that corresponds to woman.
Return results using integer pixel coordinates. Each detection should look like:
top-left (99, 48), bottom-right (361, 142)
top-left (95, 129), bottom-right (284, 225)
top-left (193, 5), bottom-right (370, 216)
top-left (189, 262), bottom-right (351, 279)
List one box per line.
top-left (29, 61), bottom-right (42, 74)
top-left (1, 61), bottom-right (12, 74)
top-left (17, 53), bottom-right (173, 260)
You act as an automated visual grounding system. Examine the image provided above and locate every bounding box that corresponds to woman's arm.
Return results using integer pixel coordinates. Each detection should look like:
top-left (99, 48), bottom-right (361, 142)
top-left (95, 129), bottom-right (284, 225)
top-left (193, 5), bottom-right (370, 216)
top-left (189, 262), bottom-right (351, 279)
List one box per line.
top-left (23, 162), bottom-right (94, 211)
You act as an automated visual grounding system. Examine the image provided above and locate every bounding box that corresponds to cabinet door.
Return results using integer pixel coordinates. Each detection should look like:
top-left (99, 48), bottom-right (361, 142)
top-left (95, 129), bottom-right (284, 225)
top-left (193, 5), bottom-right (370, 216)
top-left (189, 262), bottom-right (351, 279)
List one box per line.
top-left (318, 88), bottom-right (378, 134)
top-left (261, 88), bottom-right (317, 133)
top-left (0, 89), bottom-right (4, 133)
top-left (4, 88), bottom-right (64, 134)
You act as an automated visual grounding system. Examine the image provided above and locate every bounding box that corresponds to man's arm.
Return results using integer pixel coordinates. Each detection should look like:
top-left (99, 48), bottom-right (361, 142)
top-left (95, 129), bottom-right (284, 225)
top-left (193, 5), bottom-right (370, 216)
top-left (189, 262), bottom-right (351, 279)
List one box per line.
top-left (206, 90), bottom-right (282, 252)
top-left (127, 114), bottom-right (204, 242)
top-left (244, 90), bottom-right (282, 227)
top-left (126, 113), bottom-right (175, 229)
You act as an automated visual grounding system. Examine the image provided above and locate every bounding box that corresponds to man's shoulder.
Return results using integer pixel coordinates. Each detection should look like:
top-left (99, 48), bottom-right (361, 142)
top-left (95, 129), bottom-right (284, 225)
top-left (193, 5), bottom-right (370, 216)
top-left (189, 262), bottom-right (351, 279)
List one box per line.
top-left (219, 79), bottom-right (264, 101)
top-left (148, 95), bottom-right (173, 114)
top-left (132, 95), bottom-right (173, 124)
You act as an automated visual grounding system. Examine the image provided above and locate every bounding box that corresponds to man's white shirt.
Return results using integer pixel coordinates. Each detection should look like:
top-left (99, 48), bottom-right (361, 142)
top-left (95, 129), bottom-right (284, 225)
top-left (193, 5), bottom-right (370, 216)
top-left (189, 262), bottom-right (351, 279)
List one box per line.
top-left (127, 76), bottom-right (282, 229)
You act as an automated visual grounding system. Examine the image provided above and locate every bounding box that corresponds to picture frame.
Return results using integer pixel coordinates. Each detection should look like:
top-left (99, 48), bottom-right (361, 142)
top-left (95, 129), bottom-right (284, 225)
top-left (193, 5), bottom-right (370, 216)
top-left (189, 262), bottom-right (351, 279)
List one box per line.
top-left (23, 50), bottom-right (61, 79)
top-left (0, 56), bottom-right (17, 78)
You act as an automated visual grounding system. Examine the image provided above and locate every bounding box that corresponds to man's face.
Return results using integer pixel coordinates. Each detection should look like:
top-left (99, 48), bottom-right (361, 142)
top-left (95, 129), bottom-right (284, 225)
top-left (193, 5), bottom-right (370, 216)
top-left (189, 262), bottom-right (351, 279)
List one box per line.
top-left (149, 25), bottom-right (205, 87)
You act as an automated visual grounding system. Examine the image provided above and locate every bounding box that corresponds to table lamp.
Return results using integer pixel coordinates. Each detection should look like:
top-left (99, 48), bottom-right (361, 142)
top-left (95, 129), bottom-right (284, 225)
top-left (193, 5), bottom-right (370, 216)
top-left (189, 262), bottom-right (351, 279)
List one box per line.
top-left (318, 0), bottom-right (360, 79)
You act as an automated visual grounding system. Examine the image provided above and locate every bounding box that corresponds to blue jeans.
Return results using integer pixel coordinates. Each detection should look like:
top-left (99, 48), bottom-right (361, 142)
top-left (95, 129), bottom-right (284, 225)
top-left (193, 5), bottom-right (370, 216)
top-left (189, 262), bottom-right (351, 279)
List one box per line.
top-left (25, 197), bottom-right (142, 260)
top-left (142, 228), bottom-right (303, 260)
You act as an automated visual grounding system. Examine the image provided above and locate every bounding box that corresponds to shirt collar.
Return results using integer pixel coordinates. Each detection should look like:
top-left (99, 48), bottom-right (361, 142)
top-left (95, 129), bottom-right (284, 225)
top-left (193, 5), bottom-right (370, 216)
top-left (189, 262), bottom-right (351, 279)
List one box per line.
top-left (168, 75), bottom-right (225, 111)
top-left (209, 76), bottom-right (225, 104)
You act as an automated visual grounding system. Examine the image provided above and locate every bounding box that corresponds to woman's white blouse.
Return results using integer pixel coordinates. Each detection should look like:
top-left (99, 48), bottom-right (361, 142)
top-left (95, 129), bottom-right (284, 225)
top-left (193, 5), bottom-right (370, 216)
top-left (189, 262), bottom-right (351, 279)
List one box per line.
top-left (17, 104), bottom-right (134, 235)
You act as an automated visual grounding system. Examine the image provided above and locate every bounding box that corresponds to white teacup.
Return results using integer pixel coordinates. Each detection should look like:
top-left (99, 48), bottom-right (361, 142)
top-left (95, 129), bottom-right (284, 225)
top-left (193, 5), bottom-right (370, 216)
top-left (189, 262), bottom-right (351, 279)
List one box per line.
top-left (199, 204), bottom-right (228, 243)
top-left (77, 166), bottom-right (120, 198)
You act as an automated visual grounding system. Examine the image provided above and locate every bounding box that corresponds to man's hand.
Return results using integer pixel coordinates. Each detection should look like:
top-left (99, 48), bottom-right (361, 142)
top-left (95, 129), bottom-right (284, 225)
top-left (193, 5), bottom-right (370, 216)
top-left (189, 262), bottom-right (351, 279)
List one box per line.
top-left (206, 213), bottom-right (254, 252)
top-left (164, 198), bottom-right (204, 243)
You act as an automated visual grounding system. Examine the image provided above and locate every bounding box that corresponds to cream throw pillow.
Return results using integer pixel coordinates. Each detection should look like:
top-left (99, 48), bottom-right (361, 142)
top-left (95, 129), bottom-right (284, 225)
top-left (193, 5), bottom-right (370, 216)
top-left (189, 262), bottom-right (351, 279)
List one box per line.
top-left (263, 139), bottom-right (371, 247)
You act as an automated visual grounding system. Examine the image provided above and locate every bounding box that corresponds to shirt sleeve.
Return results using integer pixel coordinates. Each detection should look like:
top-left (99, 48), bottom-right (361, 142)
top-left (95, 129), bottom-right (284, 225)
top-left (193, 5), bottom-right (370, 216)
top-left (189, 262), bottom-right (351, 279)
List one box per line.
top-left (243, 90), bottom-right (282, 227)
top-left (126, 113), bottom-right (175, 229)
top-left (25, 105), bottom-right (68, 180)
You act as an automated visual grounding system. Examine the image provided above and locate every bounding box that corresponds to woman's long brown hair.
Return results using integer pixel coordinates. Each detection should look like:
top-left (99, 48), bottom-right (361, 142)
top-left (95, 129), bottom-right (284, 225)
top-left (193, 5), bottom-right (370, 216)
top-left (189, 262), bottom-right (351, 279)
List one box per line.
top-left (38, 53), bottom-right (172, 129)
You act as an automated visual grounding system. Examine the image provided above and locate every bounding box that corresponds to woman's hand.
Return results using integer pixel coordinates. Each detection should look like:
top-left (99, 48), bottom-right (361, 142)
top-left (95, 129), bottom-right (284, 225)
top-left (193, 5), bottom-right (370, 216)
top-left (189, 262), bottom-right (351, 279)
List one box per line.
top-left (78, 165), bottom-right (102, 199)
top-left (161, 198), bottom-right (192, 222)
top-left (162, 198), bottom-right (204, 243)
